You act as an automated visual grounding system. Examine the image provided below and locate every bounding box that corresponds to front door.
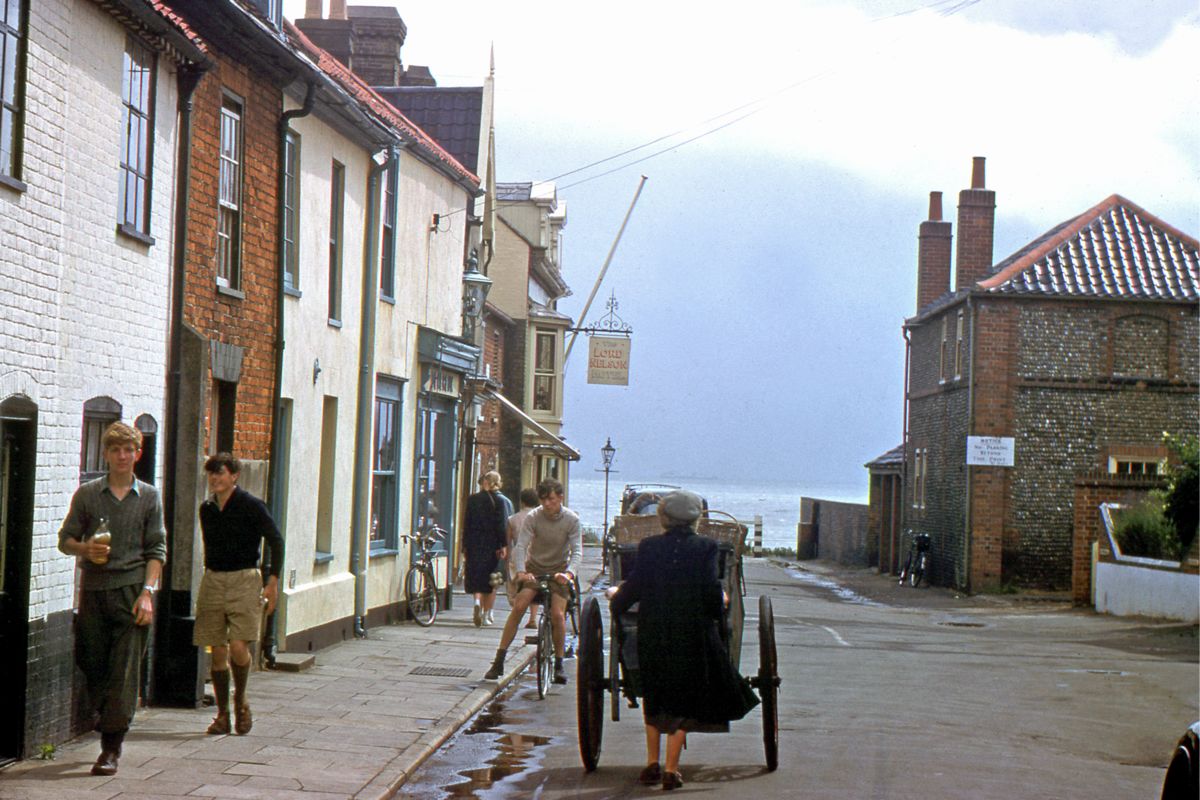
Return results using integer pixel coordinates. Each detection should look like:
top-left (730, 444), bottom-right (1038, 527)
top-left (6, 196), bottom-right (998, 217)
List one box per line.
top-left (0, 395), bottom-right (36, 764)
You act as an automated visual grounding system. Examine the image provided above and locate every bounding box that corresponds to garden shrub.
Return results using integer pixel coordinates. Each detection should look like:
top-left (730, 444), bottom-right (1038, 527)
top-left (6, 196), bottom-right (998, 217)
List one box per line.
top-left (1114, 498), bottom-right (1182, 560)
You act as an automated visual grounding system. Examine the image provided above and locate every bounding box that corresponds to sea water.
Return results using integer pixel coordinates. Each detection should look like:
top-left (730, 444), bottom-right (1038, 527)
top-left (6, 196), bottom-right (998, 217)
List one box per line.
top-left (564, 475), bottom-right (866, 552)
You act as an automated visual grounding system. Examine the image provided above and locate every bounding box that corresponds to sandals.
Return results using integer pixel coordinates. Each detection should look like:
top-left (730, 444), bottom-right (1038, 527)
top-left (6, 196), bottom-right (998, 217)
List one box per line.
top-left (662, 770), bottom-right (684, 790)
top-left (234, 704), bottom-right (253, 735)
top-left (206, 712), bottom-right (231, 735)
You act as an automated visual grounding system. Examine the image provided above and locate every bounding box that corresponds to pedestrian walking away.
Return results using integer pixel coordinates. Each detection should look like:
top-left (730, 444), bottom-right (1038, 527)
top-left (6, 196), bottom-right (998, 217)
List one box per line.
top-left (57, 422), bottom-right (167, 777)
top-left (484, 478), bottom-right (582, 684)
top-left (194, 453), bottom-right (284, 737)
top-left (506, 487), bottom-right (541, 628)
top-left (608, 490), bottom-right (759, 791)
top-left (463, 470), bottom-right (510, 626)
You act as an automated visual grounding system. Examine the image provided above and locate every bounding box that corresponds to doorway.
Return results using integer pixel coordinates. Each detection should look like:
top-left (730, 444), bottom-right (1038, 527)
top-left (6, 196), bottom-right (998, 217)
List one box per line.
top-left (0, 395), bottom-right (36, 764)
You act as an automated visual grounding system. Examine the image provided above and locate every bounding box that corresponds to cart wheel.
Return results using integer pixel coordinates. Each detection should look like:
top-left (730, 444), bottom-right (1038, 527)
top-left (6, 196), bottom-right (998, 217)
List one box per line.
top-left (758, 594), bottom-right (779, 772)
top-left (609, 609), bottom-right (622, 723)
top-left (577, 596), bottom-right (605, 772)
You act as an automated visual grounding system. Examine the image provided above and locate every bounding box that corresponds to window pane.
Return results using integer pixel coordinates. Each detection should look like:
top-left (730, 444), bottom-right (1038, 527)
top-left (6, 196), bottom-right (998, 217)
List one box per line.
top-left (2, 34), bottom-right (15, 103)
top-left (6, 0), bottom-right (21, 29)
top-left (2, 108), bottom-right (14, 174)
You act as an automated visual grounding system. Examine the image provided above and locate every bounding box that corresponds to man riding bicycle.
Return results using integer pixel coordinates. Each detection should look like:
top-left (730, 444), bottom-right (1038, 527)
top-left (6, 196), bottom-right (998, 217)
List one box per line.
top-left (483, 478), bottom-right (582, 684)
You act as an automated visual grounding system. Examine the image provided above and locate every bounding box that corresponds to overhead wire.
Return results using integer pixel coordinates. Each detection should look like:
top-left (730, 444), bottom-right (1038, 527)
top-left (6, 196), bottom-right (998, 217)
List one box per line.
top-left (545, 0), bottom-right (987, 191)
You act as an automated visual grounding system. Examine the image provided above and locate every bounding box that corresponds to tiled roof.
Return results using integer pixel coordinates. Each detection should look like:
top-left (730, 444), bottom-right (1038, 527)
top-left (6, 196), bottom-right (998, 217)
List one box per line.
top-left (978, 194), bottom-right (1199, 301)
top-left (865, 443), bottom-right (905, 470)
top-left (375, 87), bottom-right (484, 174)
top-left (150, 2), bottom-right (206, 52)
top-left (283, 22), bottom-right (478, 188)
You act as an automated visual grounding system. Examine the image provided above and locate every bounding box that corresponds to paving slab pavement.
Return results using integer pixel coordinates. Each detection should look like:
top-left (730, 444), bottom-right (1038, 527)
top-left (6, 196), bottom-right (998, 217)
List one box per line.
top-left (0, 545), bottom-right (605, 800)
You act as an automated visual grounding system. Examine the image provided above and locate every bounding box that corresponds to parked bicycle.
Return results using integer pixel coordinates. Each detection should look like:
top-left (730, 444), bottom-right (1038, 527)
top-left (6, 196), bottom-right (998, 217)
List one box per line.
top-left (527, 573), bottom-right (578, 699)
top-left (400, 526), bottom-right (447, 626)
top-left (898, 530), bottom-right (931, 588)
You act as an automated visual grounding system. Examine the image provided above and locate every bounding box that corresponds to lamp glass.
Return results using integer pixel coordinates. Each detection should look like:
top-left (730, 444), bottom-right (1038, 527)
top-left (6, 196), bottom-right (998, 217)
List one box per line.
top-left (600, 437), bottom-right (615, 467)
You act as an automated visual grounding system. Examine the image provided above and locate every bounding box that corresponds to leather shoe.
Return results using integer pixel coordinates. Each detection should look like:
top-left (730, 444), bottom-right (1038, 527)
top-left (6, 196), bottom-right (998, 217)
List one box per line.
top-left (234, 704), bottom-right (253, 735)
top-left (662, 770), bottom-right (683, 790)
top-left (553, 664), bottom-right (568, 684)
top-left (637, 762), bottom-right (662, 784)
top-left (91, 749), bottom-right (119, 776)
top-left (206, 712), bottom-right (231, 735)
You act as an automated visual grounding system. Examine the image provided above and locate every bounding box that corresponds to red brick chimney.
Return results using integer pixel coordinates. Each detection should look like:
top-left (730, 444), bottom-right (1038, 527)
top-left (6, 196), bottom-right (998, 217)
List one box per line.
top-left (954, 156), bottom-right (996, 291)
top-left (916, 191), bottom-right (952, 312)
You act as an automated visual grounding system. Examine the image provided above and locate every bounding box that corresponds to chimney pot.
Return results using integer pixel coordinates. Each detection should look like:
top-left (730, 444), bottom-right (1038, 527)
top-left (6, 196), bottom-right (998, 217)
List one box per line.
top-left (928, 191), bottom-right (943, 222)
top-left (971, 156), bottom-right (986, 189)
top-left (330, 0), bottom-right (347, 20)
top-left (304, 0), bottom-right (323, 18)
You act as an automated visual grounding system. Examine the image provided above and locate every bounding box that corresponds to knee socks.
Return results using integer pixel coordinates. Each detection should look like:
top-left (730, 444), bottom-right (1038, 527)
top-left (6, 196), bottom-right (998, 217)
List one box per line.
top-left (231, 660), bottom-right (250, 708)
top-left (211, 668), bottom-right (231, 715)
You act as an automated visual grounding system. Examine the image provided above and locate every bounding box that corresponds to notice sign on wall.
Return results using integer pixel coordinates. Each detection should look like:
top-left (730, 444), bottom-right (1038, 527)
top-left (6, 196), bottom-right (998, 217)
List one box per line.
top-left (967, 436), bottom-right (1015, 467)
top-left (587, 336), bottom-right (631, 385)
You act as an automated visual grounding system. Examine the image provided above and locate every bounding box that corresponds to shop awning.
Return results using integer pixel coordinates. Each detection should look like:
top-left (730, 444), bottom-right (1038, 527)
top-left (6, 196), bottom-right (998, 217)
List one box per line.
top-left (482, 390), bottom-right (581, 461)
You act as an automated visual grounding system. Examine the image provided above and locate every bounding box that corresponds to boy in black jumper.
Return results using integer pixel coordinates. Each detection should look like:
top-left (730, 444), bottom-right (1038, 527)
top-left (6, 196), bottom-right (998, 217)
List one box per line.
top-left (194, 453), bottom-right (284, 735)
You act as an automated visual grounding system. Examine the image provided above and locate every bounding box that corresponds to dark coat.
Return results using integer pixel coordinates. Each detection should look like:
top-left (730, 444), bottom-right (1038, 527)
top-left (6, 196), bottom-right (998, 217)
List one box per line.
top-left (610, 526), bottom-right (758, 725)
top-left (463, 489), bottom-right (508, 593)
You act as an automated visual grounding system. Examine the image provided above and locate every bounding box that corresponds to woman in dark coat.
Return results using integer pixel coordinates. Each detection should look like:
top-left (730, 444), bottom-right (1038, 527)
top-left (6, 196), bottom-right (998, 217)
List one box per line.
top-left (609, 490), bottom-right (758, 790)
top-left (463, 471), bottom-right (509, 626)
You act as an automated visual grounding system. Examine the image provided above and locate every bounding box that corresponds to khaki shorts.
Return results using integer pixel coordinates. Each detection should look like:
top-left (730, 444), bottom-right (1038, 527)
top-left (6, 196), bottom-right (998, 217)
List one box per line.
top-left (193, 568), bottom-right (264, 646)
top-left (517, 576), bottom-right (573, 601)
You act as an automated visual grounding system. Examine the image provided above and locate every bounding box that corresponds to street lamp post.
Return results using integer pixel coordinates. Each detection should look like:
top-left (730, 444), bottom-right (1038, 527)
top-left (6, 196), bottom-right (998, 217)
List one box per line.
top-left (599, 437), bottom-right (616, 572)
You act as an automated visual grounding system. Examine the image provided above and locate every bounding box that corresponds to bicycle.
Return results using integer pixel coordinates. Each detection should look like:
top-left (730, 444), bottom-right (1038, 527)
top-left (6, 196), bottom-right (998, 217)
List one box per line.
top-left (401, 526), bottom-right (447, 626)
top-left (897, 530), bottom-right (931, 588)
top-left (528, 573), bottom-right (578, 699)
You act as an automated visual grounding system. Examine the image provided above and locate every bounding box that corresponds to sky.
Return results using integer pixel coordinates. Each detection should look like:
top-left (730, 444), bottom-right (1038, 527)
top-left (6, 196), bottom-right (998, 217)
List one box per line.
top-left (283, 0), bottom-right (1200, 500)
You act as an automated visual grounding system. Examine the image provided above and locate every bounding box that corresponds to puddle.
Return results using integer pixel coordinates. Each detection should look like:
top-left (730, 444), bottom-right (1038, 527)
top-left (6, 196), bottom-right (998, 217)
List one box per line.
top-left (400, 675), bottom-right (555, 799)
top-left (785, 567), bottom-right (882, 607)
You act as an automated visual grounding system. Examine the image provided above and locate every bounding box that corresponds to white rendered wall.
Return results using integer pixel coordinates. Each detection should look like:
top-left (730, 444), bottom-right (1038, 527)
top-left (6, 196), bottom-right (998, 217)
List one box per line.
top-left (276, 106), bottom-right (369, 640)
top-left (1095, 562), bottom-right (1200, 623)
top-left (368, 150), bottom-right (472, 610)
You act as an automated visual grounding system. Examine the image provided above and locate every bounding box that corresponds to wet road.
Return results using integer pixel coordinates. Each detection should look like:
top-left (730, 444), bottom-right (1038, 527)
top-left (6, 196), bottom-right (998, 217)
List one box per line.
top-left (399, 559), bottom-right (1198, 799)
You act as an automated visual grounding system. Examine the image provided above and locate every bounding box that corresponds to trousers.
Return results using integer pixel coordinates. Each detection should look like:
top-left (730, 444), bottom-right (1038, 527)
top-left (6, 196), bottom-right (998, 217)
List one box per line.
top-left (75, 583), bottom-right (148, 734)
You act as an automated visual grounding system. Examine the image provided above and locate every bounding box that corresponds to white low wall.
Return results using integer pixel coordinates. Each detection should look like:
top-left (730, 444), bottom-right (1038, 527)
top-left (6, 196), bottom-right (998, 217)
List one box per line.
top-left (1094, 561), bottom-right (1200, 623)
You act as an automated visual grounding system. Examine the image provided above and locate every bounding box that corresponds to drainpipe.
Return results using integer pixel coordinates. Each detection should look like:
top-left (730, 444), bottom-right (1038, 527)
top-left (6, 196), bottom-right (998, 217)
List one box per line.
top-left (263, 82), bottom-right (317, 659)
top-left (963, 294), bottom-right (976, 593)
top-left (156, 62), bottom-right (207, 707)
top-left (901, 322), bottom-right (911, 547)
top-left (350, 144), bottom-right (395, 638)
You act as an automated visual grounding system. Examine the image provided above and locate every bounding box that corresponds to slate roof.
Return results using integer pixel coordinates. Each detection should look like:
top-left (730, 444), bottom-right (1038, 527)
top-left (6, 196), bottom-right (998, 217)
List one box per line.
top-left (978, 194), bottom-right (1199, 301)
top-left (865, 443), bottom-right (905, 471)
top-left (375, 87), bottom-right (484, 174)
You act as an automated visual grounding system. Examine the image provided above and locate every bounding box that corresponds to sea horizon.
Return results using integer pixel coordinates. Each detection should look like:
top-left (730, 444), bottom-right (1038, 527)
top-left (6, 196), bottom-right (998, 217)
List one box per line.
top-left (562, 474), bottom-right (868, 552)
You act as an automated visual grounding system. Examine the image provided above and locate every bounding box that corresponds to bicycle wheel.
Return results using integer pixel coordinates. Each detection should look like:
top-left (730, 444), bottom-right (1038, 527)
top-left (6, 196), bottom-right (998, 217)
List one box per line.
top-left (536, 612), bottom-right (553, 699)
top-left (405, 564), bottom-right (438, 626)
top-left (910, 553), bottom-right (925, 588)
top-left (898, 555), bottom-right (911, 586)
top-left (758, 594), bottom-right (780, 772)
top-left (568, 575), bottom-right (582, 637)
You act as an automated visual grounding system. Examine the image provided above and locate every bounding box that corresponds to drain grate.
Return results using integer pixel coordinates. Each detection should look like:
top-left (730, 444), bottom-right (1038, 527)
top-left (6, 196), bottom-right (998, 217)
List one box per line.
top-left (409, 665), bottom-right (473, 678)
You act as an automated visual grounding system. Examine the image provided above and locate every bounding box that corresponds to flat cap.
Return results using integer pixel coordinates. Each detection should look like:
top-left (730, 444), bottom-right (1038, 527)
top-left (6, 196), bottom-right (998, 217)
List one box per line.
top-left (660, 490), bottom-right (703, 523)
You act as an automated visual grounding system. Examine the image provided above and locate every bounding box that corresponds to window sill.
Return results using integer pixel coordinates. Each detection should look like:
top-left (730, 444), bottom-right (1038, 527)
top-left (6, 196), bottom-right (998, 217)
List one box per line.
top-left (0, 173), bottom-right (28, 194)
top-left (284, 285), bottom-right (302, 299)
top-left (369, 547), bottom-right (399, 559)
top-left (328, 318), bottom-right (342, 329)
top-left (313, 551), bottom-right (334, 565)
top-left (217, 284), bottom-right (245, 301)
top-left (380, 294), bottom-right (395, 305)
top-left (116, 223), bottom-right (155, 247)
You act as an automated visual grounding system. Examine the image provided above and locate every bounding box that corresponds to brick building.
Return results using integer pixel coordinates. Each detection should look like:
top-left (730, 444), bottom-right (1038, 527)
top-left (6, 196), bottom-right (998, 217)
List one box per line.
top-left (902, 157), bottom-right (1198, 592)
top-left (0, 0), bottom-right (207, 761)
